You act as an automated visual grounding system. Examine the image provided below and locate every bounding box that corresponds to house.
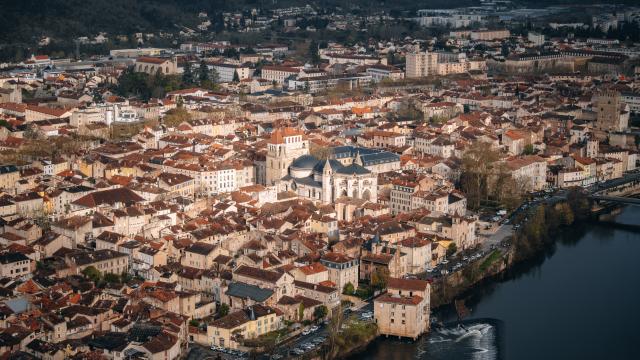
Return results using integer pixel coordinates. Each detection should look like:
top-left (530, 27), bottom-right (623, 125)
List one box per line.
top-left (224, 281), bottom-right (276, 310)
top-left (320, 252), bottom-right (359, 293)
top-left (63, 249), bottom-right (129, 277)
top-left (207, 304), bottom-right (283, 349)
top-left (233, 265), bottom-right (294, 302)
top-left (290, 262), bottom-right (329, 285)
top-left (51, 216), bottom-right (92, 247)
top-left (374, 278), bottom-right (430, 340)
top-left (0, 252), bottom-right (33, 279)
top-left (181, 242), bottom-right (221, 270)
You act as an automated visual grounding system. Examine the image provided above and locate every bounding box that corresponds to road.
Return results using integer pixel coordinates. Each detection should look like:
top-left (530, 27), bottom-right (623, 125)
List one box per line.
top-left (186, 344), bottom-right (245, 360)
top-left (271, 301), bottom-right (375, 359)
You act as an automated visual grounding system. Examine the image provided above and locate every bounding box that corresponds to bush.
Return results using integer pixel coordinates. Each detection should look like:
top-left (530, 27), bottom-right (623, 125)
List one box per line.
top-left (354, 287), bottom-right (373, 299)
top-left (342, 282), bottom-right (355, 295)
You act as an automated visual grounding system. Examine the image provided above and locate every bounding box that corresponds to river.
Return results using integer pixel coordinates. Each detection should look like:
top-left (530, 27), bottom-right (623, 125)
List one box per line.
top-left (351, 205), bottom-right (640, 360)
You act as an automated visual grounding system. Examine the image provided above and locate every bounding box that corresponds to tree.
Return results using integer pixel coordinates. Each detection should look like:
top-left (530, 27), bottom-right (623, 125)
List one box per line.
top-left (314, 305), bottom-right (328, 321)
top-left (523, 144), bottom-right (535, 155)
top-left (308, 40), bottom-right (321, 65)
top-left (182, 61), bottom-right (194, 84)
top-left (198, 60), bottom-right (209, 82)
top-left (162, 107), bottom-right (191, 128)
top-left (555, 202), bottom-right (575, 226)
top-left (298, 303), bottom-right (305, 322)
top-left (309, 143), bottom-right (334, 160)
top-left (460, 141), bottom-right (501, 210)
top-left (23, 124), bottom-right (43, 140)
top-left (370, 267), bottom-right (389, 291)
top-left (103, 273), bottom-right (120, 283)
top-left (232, 70), bottom-right (240, 82)
top-left (210, 67), bottom-right (220, 83)
top-left (218, 303), bottom-right (230, 317)
top-left (327, 305), bottom-right (344, 356)
top-left (342, 282), bottom-right (355, 295)
top-left (446, 242), bottom-right (458, 257)
top-left (81, 266), bottom-right (101, 284)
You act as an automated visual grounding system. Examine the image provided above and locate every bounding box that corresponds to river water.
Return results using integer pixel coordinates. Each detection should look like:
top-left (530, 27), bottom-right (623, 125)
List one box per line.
top-left (352, 206), bottom-right (640, 360)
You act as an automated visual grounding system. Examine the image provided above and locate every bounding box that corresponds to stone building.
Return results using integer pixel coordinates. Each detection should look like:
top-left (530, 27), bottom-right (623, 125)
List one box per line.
top-left (265, 127), bottom-right (309, 185)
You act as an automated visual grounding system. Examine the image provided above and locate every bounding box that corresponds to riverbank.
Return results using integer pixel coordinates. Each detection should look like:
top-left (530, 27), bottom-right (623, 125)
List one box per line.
top-left (340, 190), bottom-right (600, 359)
top-left (351, 205), bottom-right (640, 360)
top-left (432, 189), bottom-right (592, 308)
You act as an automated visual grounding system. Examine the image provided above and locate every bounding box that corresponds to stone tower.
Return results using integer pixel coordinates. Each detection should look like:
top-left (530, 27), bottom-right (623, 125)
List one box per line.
top-left (265, 127), bottom-right (309, 185)
top-left (596, 90), bottom-right (627, 132)
top-left (322, 159), bottom-right (333, 204)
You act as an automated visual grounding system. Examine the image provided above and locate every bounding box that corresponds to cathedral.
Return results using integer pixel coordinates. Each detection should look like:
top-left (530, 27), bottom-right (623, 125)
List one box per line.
top-left (282, 153), bottom-right (378, 204)
top-left (266, 127), bottom-right (400, 204)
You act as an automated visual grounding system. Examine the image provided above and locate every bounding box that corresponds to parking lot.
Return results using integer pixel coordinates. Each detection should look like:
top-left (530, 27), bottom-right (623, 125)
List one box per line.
top-left (187, 344), bottom-right (248, 360)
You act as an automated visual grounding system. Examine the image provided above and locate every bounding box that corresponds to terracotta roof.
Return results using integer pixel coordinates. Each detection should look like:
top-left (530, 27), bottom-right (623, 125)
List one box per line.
top-left (375, 293), bottom-right (424, 305)
top-left (387, 277), bottom-right (429, 292)
top-left (269, 127), bottom-right (304, 144)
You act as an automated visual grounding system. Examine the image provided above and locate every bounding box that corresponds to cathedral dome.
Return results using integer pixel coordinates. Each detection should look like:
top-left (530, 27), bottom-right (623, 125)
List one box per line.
top-left (290, 155), bottom-right (319, 178)
top-left (291, 155), bottom-right (319, 169)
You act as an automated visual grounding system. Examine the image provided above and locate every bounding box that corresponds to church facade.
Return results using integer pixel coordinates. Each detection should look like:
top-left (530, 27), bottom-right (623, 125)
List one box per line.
top-left (266, 127), bottom-right (399, 204)
top-left (282, 155), bottom-right (378, 204)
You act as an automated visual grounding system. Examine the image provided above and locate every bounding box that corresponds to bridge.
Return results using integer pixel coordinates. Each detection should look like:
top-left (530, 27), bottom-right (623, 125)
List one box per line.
top-left (589, 194), bottom-right (640, 206)
top-left (590, 172), bottom-right (640, 196)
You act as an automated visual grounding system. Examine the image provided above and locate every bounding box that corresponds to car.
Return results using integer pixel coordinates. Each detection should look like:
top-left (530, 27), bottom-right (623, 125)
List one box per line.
top-left (210, 345), bottom-right (218, 351)
top-left (271, 355), bottom-right (284, 360)
top-left (441, 259), bottom-right (449, 264)
top-left (462, 256), bottom-right (469, 261)
top-left (426, 268), bottom-right (433, 273)
top-left (310, 325), bottom-right (319, 332)
top-left (294, 348), bottom-right (305, 355)
top-left (302, 329), bottom-right (311, 336)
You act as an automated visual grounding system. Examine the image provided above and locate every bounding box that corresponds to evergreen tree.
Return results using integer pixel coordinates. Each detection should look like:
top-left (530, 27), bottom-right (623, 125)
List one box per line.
top-left (198, 60), bottom-right (209, 82)
top-left (182, 61), bottom-right (194, 85)
top-left (309, 40), bottom-right (321, 65)
top-left (232, 70), bottom-right (240, 82)
top-left (210, 68), bottom-right (219, 83)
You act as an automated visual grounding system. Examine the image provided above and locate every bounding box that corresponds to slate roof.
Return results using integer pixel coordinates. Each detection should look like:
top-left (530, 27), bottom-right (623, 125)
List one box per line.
top-left (335, 163), bottom-right (370, 175)
top-left (226, 282), bottom-right (274, 302)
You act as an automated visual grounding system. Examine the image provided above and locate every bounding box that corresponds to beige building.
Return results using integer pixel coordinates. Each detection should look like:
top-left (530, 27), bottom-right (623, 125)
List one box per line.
top-left (135, 56), bottom-right (179, 75)
top-left (0, 165), bottom-right (19, 193)
top-left (64, 249), bottom-right (129, 276)
top-left (374, 278), bottom-right (430, 340)
top-left (505, 155), bottom-right (548, 191)
top-left (207, 304), bottom-right (282, 349)
top-left (234, 265), bottom-right (295, 302)
top-left (291, 262), bottom-right (329, 285)
top-left (595, 91), bottom-right (629, 132)
top-left (320, 252), bottom-right (359, 292)
top-left (0, 252), bottom-right (34, 279)
top-left (265, 127), bottom-right (309, 185)
top-left (406, 48), bottom-right (437, 78)
top-left (181, 242), bottom-right (221, 270)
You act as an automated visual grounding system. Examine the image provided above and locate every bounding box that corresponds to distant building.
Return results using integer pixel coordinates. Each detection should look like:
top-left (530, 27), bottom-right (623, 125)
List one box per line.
top-left (134, 56), bottom-right (179, 75)
top-left (596, 91), bottom-right (629, 132)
